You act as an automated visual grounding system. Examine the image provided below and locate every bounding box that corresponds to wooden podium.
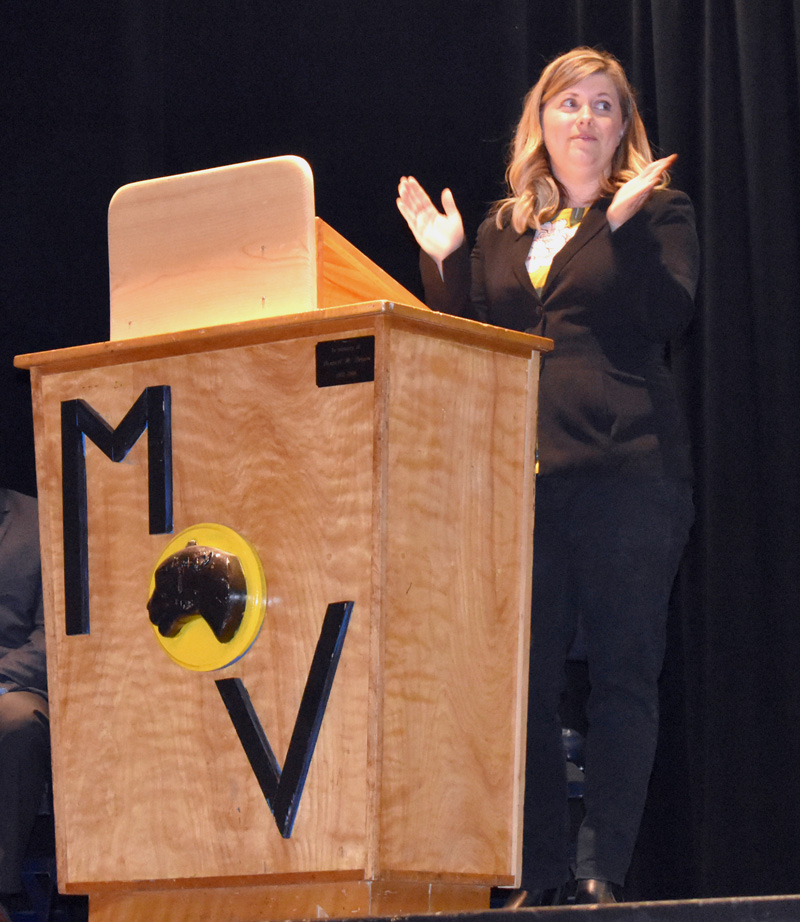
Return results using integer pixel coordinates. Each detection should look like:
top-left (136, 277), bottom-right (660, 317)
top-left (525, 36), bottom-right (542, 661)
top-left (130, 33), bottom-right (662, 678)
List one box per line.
top-left (15, 159), bottom-right (552, 922)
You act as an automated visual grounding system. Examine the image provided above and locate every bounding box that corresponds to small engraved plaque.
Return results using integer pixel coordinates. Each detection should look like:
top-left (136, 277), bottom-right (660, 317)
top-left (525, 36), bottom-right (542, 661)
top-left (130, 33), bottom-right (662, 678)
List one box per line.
top-left (316, 336), bottom-right (375, 387)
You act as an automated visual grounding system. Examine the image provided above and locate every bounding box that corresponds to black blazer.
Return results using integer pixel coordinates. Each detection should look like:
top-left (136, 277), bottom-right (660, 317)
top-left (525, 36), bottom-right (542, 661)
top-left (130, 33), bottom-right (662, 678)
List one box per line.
top-left (421, 189), bottom-right (700, 480)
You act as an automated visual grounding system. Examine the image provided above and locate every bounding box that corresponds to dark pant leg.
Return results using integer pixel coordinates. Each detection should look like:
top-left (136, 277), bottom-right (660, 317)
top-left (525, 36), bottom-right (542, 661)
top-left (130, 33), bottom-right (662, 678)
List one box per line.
top-left (0, 691), bottom-right (50, 893)
top-left (571, 479), bottom-right (693, 885)
top-left (521, 477), bottom-right (583, 891)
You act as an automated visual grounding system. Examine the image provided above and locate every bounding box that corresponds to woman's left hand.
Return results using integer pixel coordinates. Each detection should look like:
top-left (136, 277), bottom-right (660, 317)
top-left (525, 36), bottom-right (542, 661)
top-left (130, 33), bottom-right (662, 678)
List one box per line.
top-left (606, 154), bottom-right (678, 231)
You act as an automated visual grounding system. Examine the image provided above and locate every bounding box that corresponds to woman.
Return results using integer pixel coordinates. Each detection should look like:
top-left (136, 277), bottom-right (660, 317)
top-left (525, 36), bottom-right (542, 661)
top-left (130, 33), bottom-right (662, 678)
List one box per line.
top-left (397, 48), bottom-right (699, 905)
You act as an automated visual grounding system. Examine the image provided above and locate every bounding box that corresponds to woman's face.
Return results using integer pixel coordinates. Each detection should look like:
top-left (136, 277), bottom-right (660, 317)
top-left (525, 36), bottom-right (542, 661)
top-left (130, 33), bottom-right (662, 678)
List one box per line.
top-left (540, 72), bottom-right (626, 189)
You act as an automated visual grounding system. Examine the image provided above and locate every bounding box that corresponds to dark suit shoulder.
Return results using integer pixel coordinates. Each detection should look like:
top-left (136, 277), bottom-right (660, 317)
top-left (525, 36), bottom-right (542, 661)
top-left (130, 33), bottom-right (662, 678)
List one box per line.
top-left (0, 489), bottom-right (39, 540)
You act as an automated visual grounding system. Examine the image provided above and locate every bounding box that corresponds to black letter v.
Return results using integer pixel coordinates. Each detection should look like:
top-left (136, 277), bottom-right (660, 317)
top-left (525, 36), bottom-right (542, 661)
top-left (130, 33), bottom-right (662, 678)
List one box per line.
top-left (216, 600), bottom-right (353, 838)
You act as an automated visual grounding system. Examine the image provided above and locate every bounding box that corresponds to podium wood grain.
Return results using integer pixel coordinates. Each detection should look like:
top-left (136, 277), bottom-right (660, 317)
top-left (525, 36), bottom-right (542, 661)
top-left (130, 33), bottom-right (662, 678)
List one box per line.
top-left (18, 303), bottom-right (549, 918)
top-left (108, 156), bottom-right (319, 340)
top-left (106, 156), bottom-right (426, 342)
top-left (86, 880), bottom-right (489, 922)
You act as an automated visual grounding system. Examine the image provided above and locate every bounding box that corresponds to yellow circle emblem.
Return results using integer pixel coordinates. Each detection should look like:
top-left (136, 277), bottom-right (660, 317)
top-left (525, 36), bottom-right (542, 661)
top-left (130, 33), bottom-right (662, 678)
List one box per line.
top-left (148, 523), bottom-right (267, 671)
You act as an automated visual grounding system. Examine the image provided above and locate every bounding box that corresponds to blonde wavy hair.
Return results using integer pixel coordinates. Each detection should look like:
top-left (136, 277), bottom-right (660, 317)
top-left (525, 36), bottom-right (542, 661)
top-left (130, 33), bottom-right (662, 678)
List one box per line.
top-left (494, 47), bottom-right (663, 232)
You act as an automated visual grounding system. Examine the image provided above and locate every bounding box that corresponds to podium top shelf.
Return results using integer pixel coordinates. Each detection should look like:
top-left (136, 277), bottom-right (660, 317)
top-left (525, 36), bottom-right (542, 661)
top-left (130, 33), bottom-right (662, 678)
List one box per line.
top-left (15, 301), bottom-right (553, 375)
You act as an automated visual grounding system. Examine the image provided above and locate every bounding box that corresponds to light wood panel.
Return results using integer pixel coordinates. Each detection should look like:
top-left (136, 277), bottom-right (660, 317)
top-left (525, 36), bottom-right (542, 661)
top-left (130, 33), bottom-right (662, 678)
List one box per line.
top-left (316, 220), bottom-right (427, 310)
top-left (86, 879), bottom-right (489, 922)
top-left (108, 156), bottom-right (318, 340)
top-left (376, 326), bottom-right (536, 881)
top-left (106, 157), bottom-right (427, 343)
top-left (36, 334), bottom-right (375, 886)
top-left (16, 302), bottom-right (551, 375)
top-left (20, 304), bottom-right (548, 919)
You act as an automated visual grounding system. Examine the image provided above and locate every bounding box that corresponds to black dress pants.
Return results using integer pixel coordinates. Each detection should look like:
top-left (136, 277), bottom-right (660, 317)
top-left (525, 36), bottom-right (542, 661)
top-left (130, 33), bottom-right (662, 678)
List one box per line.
top-left (0, 690), bottom-right (50, 893)
top-left (522, 475), bottom-right (693, 890)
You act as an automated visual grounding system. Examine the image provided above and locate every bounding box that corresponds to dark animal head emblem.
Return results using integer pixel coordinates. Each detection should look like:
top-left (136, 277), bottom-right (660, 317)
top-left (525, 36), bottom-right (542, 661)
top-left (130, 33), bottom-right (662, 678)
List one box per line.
top-left (148, 540), bottom-right (247, 643)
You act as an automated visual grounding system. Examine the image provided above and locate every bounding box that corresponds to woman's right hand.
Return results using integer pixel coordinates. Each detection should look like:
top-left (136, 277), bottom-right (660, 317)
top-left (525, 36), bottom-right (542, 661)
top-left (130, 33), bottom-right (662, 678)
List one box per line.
top-left (396, 176), bottom-right (465, 267)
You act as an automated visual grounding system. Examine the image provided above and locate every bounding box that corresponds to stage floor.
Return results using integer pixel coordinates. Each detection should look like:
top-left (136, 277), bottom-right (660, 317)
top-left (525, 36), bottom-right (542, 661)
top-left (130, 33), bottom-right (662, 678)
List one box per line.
top-left (400, 895), bottom-right (800, 922)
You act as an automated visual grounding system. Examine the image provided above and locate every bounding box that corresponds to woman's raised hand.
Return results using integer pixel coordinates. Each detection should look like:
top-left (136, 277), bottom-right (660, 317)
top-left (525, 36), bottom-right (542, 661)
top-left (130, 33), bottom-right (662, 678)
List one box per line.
top-left (606, 154), bottom-right (678, 232)
top-left (396, 176), bottom-right (465, 266)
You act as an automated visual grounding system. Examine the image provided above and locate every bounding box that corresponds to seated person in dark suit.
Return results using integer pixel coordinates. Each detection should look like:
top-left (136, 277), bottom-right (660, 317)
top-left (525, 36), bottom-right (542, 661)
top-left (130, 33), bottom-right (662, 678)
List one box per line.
top-left (0, 488), bottom-right (48, 921)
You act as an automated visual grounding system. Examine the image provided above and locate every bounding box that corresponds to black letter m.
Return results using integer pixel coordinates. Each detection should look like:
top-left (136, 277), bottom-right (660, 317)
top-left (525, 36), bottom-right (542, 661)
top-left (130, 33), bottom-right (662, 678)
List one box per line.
top-left (61, 386), bottom-right (172, 635)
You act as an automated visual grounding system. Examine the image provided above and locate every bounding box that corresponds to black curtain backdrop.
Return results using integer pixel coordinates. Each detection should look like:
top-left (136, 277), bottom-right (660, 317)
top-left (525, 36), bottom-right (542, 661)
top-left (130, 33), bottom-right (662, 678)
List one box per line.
top-left (4, 0), bottom-right (800, 901)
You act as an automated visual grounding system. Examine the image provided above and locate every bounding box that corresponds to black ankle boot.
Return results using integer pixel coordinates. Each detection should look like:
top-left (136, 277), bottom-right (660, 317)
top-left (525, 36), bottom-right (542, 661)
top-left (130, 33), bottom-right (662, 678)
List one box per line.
top-left (574, 878), bottom-right (617, 904)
